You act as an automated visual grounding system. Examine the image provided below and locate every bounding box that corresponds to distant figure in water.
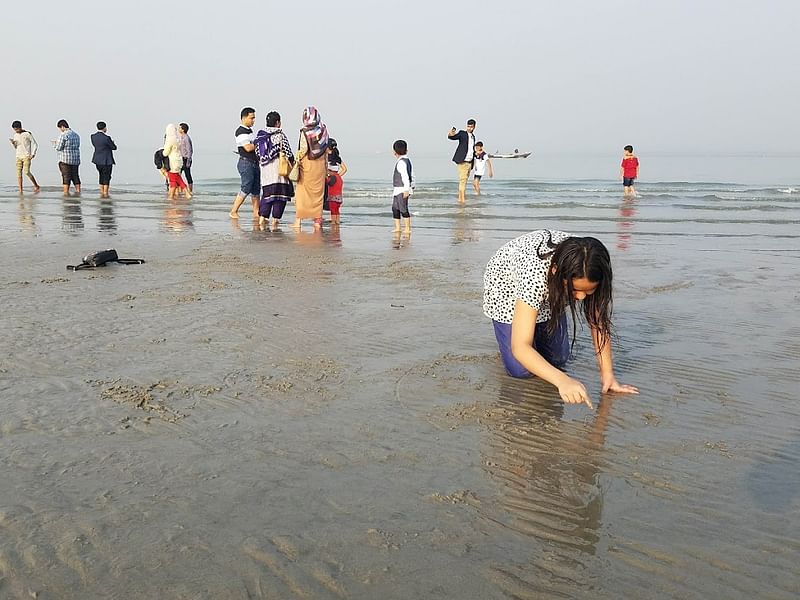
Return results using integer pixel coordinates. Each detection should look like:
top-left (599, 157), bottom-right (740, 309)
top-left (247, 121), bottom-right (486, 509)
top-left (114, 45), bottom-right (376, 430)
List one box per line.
top-left (621, 144), bottom-right (639, 196)
top-left (472, 141), bottom-right (493, 195)
top-left (9, 120), bottom-right (40, 194)
top-left (483, 230), bottom-right (639, 407)
top-left (163, 124), bottom-right (191, 200)
top-left (391, 139), bottom-right (413, 235)
top-left (448, 119), bottom-right (477, 204)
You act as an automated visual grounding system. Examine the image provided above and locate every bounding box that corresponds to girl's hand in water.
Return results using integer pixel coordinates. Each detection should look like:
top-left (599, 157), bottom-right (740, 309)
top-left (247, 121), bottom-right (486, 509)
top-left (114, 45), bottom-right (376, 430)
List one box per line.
top-left (601, 375), bottom-right (639, 395)
top-left (558, 377), bottom-right (593, 408)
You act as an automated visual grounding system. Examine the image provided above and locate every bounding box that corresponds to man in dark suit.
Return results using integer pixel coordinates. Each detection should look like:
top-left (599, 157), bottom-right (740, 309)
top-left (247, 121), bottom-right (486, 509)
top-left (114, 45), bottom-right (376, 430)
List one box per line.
top-left (91, 121), bottom-right (117, 198)
top-left (448, 118), bottom-right (476, 204)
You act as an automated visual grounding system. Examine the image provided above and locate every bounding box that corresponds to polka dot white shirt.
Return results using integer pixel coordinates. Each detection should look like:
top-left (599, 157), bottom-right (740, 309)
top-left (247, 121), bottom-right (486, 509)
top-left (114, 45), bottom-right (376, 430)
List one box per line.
top-left (483, 229), bottom-right (572, 324)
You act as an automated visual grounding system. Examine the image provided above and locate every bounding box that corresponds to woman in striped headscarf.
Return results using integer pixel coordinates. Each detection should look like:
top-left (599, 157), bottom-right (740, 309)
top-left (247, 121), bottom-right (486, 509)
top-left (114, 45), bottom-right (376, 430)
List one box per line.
top-left (293, 106), bottom-right (329, 229)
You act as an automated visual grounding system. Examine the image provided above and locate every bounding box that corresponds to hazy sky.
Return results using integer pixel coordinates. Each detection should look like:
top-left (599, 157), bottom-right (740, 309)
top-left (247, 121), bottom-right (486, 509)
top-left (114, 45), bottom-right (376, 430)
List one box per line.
top-left (1, 0), bottom-right (798, 181)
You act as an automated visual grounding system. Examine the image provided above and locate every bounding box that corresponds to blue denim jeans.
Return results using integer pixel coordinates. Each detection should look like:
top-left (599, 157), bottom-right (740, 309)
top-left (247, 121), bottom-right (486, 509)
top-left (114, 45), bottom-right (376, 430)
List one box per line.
top-left (237, 158), bottom-right (260, 197)
top-left (492, 315), bottom-right (570, 378)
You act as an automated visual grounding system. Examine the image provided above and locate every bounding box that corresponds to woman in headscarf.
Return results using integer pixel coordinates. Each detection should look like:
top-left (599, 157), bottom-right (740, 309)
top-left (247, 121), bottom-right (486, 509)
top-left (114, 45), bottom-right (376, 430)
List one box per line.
top-left (293, 106), bottom-right (329, 229)
top-left (254, 111), bottom-right (295, 230)
top-left (162, 124), bottom-right (191, 199)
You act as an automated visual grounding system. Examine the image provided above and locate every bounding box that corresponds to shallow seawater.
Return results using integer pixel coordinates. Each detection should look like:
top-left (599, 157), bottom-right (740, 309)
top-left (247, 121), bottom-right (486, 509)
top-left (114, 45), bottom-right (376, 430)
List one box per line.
top-left (0, 177), bottom-right (798, 599)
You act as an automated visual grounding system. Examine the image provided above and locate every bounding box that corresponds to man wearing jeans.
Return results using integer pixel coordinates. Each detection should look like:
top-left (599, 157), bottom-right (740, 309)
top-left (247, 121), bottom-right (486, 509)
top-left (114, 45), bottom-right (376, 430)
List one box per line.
top-left (448, 118), bottom-right (476, 204)
top-left (228, 107), bottom-right (260, 219)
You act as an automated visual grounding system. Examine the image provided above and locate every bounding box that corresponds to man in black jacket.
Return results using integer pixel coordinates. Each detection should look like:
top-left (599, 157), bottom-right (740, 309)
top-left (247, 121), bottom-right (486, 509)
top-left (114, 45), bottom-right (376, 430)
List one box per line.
top-left (91, 122), bottom-right (117, 198)
top-left (448, 118), bottom-right (476, 203)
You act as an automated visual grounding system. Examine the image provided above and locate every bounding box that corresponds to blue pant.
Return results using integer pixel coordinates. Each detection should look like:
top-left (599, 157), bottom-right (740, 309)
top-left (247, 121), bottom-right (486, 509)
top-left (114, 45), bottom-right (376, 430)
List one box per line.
top-left (237, 158), bottom-right (260, 197)
top-left (492, 315), bottom-right (570, 378)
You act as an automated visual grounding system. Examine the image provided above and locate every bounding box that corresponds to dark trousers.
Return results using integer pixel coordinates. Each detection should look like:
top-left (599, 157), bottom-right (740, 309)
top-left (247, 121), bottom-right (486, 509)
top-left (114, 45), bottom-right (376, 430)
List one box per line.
top-left (492, 315), bottom-right (570, 378)
top-left (58, 162), bottom-right (80, 185)
top-left (96, 164), bottom-right (113, 185)
top-left (259, 199), bottom-right (287, 219)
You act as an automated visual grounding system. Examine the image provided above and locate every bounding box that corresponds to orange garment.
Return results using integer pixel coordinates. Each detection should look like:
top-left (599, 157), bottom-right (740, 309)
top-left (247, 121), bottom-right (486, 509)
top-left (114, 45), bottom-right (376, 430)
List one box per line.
top-left (294, 135), bottom-right (326, 219)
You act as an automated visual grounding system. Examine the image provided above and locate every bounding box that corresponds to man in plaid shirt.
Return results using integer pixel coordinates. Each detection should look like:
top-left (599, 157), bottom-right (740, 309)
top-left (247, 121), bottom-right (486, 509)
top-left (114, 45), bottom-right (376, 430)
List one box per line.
top-left (54, 119), bottom-right (81, 195)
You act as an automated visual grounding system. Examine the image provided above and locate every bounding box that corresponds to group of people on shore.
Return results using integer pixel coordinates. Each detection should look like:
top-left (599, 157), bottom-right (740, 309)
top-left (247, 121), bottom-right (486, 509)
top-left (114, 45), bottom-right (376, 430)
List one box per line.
top-left (9, 114), bottom-right (641, 407)
top-left (157, 123), bottom-right (194, 200)
top-left (226, 106), bottom-right (354, 231)
top-left (8, 119), bottom-right (120, 198)
top-left (7, 119), bottom-right (195, 200)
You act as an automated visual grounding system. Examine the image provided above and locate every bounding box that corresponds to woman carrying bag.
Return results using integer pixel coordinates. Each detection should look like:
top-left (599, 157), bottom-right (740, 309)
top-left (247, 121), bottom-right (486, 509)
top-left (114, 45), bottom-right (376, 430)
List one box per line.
top-left (254, 111), bottom-right (295, 230)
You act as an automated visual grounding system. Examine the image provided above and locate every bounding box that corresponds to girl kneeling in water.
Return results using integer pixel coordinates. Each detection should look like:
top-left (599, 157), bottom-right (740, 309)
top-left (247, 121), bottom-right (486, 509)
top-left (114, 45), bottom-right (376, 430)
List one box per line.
top-left (483, 229), bottom-right (638, 407)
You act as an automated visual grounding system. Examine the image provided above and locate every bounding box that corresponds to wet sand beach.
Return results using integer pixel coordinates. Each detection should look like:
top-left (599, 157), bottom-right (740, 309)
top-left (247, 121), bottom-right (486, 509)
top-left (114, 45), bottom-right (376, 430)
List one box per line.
top-left (1, 180), bottom-right (799, 599)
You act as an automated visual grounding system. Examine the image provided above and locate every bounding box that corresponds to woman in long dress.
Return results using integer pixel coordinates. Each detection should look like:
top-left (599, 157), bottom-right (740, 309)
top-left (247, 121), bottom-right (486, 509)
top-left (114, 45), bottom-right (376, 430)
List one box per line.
top-left (293, 106), bottom-right (329, 229)
top-left (254, 111), bottom-right (294, 230)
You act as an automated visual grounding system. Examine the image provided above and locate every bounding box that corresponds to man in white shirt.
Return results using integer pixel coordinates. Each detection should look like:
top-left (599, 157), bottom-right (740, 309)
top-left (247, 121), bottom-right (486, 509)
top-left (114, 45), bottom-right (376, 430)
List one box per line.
top-left (9, 120), bottom-right (40, 194)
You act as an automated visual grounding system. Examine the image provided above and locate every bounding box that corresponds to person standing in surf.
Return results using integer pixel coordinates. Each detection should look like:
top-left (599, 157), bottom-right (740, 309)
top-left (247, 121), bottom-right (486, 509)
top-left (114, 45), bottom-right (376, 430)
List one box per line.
top-left (229, 107), bottom-right (260, 219)
top-left (448, 119), bottom-right (476, 203)
top-left (483, 229), bottom-right (638, 406)
top-left (391, 139), bottom-right (413, 235)
top-left (9, 121), bottom-right (40, 194)
top-left (621, 145), bottom-right (639, 196)
top-left (472, 141), bottom-right (493, 195)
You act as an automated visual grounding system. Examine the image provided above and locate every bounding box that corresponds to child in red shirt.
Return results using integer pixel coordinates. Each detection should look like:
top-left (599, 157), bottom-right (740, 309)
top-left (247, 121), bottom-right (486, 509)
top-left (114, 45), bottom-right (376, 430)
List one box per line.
top-left (325, 139), bottom-right (348, 225)
top-left (620, 144), bottom-right (639, 196)
top-left (326, 163), bottom-right (345, 224)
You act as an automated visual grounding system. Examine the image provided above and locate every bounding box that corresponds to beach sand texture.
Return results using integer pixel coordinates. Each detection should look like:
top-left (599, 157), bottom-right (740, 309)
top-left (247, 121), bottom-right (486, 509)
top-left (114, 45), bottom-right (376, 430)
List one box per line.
top-left (0, 178), bottom-right (798, 599)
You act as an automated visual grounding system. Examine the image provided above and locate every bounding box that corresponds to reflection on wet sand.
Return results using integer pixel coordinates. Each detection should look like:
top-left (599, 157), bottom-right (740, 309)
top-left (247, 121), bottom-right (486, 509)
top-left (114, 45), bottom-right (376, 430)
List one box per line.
top-left (18, 198), bottom-right (37, 234)
top-left (617, 196), bottom-right (637, 251)
top-left (482, 377), bottom-right (615, 595)
top-left (62, 198), bottom-right (84, 234)
top-left (452, 207), bottom-right (480, 245)
top-left (325, 223), bottom-right (342, 246)
top-left (392, 230), bottom-right (411, 250)
top-left (294, 228), bottom-right (324, 247)
top-left (98, 200), bottom-right (117, 232)
top-left (162, 199), bottom-right (194, 233)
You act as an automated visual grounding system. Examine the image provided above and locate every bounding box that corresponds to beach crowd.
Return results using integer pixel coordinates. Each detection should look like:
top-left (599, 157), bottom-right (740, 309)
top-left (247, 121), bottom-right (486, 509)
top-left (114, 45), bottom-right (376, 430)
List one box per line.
top-left (8, 108), bottom-right (642, 405)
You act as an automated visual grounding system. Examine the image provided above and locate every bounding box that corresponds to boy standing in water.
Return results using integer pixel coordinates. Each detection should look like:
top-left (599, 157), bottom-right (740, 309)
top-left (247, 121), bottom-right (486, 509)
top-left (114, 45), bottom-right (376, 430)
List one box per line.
top-left (620, 145), bottom-right (639, 196)
top-left (472, 141), bottom-right (493, 195)
top-left (391, 139), bottom-right (413, 235)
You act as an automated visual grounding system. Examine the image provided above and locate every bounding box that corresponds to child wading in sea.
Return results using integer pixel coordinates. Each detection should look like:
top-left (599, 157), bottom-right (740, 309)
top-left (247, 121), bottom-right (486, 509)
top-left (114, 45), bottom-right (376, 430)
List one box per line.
top-left (483, 229), bottom-right (639, 407)
top-left (325, 139), bottom-right (347, 225)
top-left (621, 144), bottom-right (639, 196)
top-left (326, 163), bottom-right (345, 225)
top-left (472, 141), bottom-right (493, 195)
top-left (391, 139), bottom-right (413, 234)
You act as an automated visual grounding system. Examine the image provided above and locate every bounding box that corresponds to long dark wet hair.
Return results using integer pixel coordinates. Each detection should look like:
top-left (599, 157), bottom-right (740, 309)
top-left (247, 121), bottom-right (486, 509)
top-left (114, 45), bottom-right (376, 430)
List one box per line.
top-left (536, 233), bottom-right (613, 351)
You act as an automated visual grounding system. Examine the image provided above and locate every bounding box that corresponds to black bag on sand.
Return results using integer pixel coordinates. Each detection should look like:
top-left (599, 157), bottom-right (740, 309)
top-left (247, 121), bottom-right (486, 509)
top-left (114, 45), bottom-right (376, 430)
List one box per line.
top-left (67, 249), bottom-right (146, 271)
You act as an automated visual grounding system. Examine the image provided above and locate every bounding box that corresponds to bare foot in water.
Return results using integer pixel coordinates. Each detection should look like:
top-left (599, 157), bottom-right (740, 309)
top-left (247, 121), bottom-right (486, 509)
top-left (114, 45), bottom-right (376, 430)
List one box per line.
top-left (33, 186), bottom-right (41, 194)
top-left (229, 211), bottom-right (239, 219)
top-left (292, 219), bottom-right (301, 229)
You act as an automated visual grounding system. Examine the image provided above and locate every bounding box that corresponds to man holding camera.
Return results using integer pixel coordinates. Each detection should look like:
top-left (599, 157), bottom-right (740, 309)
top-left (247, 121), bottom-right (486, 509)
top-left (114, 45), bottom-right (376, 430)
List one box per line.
top-left (448, 118), bottom-right (476, 204)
